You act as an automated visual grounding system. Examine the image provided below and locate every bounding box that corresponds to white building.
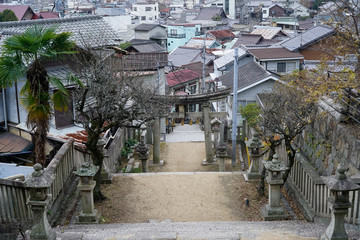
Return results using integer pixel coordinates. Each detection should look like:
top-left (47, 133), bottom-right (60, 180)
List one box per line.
top-left (131, 2), bottom-right (160, 24)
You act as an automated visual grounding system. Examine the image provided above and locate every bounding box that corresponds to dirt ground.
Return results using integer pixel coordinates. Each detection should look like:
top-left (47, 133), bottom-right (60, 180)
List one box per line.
top-left (96, 173), bottom-right (267, 223)
top-left (96, 142), bottom-right (269, 223)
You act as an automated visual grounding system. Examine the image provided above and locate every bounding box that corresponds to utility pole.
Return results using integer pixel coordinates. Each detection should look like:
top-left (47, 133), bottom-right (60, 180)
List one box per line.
top-left (231, 48), bottom-right (239, 167)
top-left (202, 34), bottom-right (206, 93)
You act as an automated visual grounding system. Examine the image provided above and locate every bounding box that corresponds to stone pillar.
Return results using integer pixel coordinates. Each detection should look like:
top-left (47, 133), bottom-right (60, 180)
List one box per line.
top-left (217, 143), bottom-right (228, 172)
top-left (261, 154), bottom-right (289, 221)
top-left (211, 118), bottom-right (221, 149)
top-left (202, 103), bottom-right (213, 164)
top-left (25, 164), bottom-right (56, 240)
top-left (146, 123), bottom-right (153, 144)
top-left (74, 163), bottom-right (101, 223)
top-left (136, 142), bottom-right (149, 173)
top-left (245, 133), bottom-right (264, 181)
top-left (321, 164), bottom-right (360, 240)
top-left (153, 117), bottom-right (160, 164)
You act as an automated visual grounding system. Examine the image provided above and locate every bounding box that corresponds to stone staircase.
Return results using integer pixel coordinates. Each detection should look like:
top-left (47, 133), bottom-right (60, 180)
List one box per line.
top-left (54, 220), bottom-right (360, 240)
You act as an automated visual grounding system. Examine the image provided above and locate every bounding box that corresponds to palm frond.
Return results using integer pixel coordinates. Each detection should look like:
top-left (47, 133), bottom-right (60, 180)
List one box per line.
top-left (0, 55), bottom-right (26, 87)
top-left (52, 90), bottom-right (70, 112)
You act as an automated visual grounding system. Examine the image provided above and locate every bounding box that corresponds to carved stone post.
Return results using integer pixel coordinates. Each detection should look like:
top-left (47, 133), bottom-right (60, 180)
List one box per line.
top-left (202, 103), bottom-right (213, 164)
top-left (25, 163), bottom-right (56, 240)
top-left (136, 142), bottom-right (149, 173)
top-left (74, 163), bottom-right (101, 223)
top-left (321, 164), bottom-right (360, 240)
top-left (211, 118), bottom-right (221, 149)
top-left (245, 133), bottom-right (264, 181)
top-left (217, 143), bottom-right (228, 172)
top-left (261, 154), bottom-right (289, 221)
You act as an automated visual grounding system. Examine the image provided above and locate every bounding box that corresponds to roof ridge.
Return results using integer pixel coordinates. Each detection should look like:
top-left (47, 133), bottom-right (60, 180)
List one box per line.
top-left (0, 15), bottom-right (102, 28)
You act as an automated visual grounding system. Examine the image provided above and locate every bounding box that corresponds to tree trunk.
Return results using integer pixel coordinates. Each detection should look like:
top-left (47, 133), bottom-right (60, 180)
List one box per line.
top-left (282, 139), bottom-right (296, 183)
top-left (86, 127), bottom-right (107, 202)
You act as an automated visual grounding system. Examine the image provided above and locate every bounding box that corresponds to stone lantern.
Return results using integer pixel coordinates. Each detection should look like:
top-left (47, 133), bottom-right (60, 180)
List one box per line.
top-left (320, 164), bottom-right (360, 240)
top-left (25, 163), bottom-right (56, 240)
top-left (136, 142), bottom-right (149, 173)
top-left (261, 154), bottom-right (289, 221)
top-left (74, 162), bottom-right (100, 223)
top-left (216, 143), bottom-right (228, 172)
top-left (245, 133), bottom-right (264, 181)
top-left (211, 118), bottom-right (222, 149)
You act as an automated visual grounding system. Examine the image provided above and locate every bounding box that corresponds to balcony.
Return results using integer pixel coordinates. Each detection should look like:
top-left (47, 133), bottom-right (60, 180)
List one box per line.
top-left (167, 33), bottom-right (186, 38)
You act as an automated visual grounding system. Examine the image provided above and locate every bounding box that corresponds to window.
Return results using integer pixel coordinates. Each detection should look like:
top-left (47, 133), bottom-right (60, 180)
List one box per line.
top-left (263, 10), bottom-right (267, 14)
top-left (168, 43), bottom-right (170, 46)
top-left (170, 29), bottom-right (177, 36)
top-left (154, 7), bottom-right (156, 11)
top-left (155, 16), bottom-right (157, 19)
top-left (145, 7), bottom-right (152, 11)
top-left (287, 62), bottom-right (296, 72)
top-left (189, 84), bottom-right (197, 94)
top-left (141, 16), bottom-right (146, 20)
top-left (266, 62), bottom-right (277, 71)
top-left (189, 104), bottom-right (196, 112)
top-left (133, 7), bottom-right (137, 11)
top-left (277, 62), bottom-right (286, 73)
top-left (149, 17), bottom-right (153, 20)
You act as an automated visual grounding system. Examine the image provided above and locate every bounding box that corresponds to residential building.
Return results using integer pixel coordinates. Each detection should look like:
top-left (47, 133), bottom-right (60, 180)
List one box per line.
top-left (131, 2), bottom-right (159, 24)
top-left (216, 60), bottom-right (279, 124)
top-left (134, 23), bottom-right (167, 49)
top-left (288, 2), bottom-right (310, 17)
top-left (262, 4), bottom-right (286, 20)
top-left (248, 47), bottom-right (304, 74)
top-left (0, 5), bottom-right (35, 20)
top-left (167, 23), bottom-right (201, 52)
top-left (126, 39), bottom-right (167, 53)
top-left (194, 7), bottom-right (227, 21)
top-left (278, 25), bottom-right (335, 60)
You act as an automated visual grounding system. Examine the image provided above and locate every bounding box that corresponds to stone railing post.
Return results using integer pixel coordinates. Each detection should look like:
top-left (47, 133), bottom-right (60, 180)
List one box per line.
top-left (261, 154), bottom-right (289, 221)
top-left (25, 163), bottom-right (56, 240)
top-left (136, 142), bottom-right (149, 173)
top-left (245, 133), bottom-right (264, 181)
top-left (216, 143), bottom-right (228, 172)
top-left (321, 164), bottom-right (360, 240)
top-left (74, 163), bottom-right (101, 223)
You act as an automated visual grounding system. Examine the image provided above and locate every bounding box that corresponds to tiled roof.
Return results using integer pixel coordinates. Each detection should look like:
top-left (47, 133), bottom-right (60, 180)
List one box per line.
top-left (194, 7), bottom-right (227, 20)
top-left (233, 34), bottom-right (263, 47)
top-left (217, 61), bottom-right (276, 91)
top-left (0, 15), bottom-right (120, 48)
top-left (250, 27), bottom-right (288, 40)
top-left (128, 42), bottom-right (166, 53)
top-left (208, 30), bottom-right (235, 40)
top-left (0, 5), bottom-right (33, 20)
top-left (184, 38), bottom-right (217, 49)
top-left (183, 61), bottom-right (214, 77)
top-left (169, 46), bottom-right (216, 67)
top-left (0, 131), bottom-right (32, 153)
top-left (166, 69), bottom-right (201, 87)
top-left (279, 25), bottom-right (335, 51)
top-left (134, 23), bottom-right (164, 31)
top-left (248, 47), bottom-right (303, 60)
top-left (214, 48), bottom-right (247, 70)
top-left (35, 11), bottom-right (59, 19)
top-left (47, 65), bottom-right (76, 87)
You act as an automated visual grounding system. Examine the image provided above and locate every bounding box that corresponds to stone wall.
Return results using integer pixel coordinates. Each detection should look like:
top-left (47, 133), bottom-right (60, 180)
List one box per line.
top-left (295, 102), bottom-right (360, 176)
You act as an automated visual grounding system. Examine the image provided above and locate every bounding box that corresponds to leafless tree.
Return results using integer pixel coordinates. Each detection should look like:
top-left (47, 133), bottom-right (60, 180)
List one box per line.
top-left (72, 47), bottom-right (172, 201)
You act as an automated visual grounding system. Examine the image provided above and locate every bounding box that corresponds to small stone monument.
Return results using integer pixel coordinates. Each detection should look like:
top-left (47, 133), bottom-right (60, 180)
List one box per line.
top-left (136, 142), bottom-right (149, 173)
top-left (216, 143), bottom-right (228, 172)
top-left (25, 163), bottom-right (56, 240)
top-left (261, 154), bottom-right (289, 221)
top-left (98, 138), bottom-right (112, 184)
top-left (244, 133), bottom-right (264, 181)
top-left (320, 164), bottom-right (360, 240)
top-left (211, 118), bottom-right (222, 149)
top-left (74, 163), bottom-right (101, 224)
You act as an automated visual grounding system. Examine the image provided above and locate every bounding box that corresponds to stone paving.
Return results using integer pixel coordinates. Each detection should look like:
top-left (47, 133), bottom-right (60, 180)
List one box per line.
top-left (165, 124), bottom-right (205, 142)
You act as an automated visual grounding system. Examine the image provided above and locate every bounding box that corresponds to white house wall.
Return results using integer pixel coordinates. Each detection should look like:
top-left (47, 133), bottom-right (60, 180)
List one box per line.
top-left (4, 80), bottom-right (27, 125)
top-left (104, 16), bottom-right (131, 33)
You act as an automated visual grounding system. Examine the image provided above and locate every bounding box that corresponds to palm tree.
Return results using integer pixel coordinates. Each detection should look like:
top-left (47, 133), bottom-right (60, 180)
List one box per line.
top-left (0, 25), bottom-right (78, 167)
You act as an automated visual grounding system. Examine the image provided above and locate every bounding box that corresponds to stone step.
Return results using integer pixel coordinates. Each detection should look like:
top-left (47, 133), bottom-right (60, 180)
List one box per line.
top-left (53, 220), bottom-right (357, 240)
